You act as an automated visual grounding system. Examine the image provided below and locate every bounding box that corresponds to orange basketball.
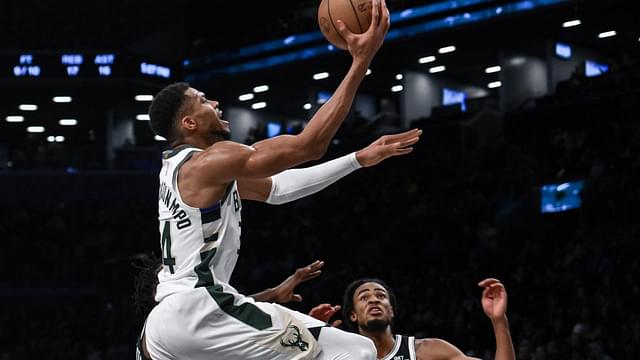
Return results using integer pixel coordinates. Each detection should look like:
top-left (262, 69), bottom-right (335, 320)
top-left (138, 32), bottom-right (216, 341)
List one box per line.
top-left (318, 0), bottom-right (373, 50)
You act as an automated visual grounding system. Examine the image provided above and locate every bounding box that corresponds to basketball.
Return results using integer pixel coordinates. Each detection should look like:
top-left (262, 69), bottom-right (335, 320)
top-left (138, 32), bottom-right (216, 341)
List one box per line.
top-left (318, 0), bottom-right (373, 50)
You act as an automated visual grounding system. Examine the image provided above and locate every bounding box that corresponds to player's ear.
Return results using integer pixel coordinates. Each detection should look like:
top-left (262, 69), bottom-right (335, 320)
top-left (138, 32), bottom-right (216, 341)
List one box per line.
top-left (179, 115), bottom-right (197, 131)
top-left (349, 310), bottom-right (357, 322)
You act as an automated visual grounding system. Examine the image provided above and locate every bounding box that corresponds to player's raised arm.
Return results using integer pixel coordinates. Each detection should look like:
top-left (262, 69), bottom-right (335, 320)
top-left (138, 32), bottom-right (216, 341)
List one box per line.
top-left (197, 0), bottom-right (391, 182)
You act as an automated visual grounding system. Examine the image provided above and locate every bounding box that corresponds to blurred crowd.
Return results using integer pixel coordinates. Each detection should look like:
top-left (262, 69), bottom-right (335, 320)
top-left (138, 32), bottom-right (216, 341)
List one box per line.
top-left (1, 66), bottom-right (639, 359)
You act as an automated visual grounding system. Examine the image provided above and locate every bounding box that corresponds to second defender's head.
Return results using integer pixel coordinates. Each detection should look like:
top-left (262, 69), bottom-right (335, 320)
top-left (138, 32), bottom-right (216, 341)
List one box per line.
top-left (343, 278), bottom-right (397, 334)
top-left (148, 82), bottom-right (229, 146)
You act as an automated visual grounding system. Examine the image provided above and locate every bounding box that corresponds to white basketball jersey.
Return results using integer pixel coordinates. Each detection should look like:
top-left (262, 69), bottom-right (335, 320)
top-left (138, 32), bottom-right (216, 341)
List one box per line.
top-left (155, 145), bottom-right (245, 302)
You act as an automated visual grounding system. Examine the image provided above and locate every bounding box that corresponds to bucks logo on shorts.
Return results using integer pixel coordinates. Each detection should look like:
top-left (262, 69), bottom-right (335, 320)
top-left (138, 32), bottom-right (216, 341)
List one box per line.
top-left (280, 325), bottom-right (309, 351)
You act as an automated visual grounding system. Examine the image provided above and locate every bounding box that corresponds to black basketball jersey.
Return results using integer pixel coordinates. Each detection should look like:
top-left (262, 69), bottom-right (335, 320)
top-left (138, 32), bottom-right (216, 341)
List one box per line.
top-left (380, 334), bottom-right (417, 360)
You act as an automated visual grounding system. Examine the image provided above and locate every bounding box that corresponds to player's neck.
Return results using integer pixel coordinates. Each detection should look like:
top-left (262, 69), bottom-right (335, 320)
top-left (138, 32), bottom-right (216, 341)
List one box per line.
top-left (360, 327), bottom-right (395, 359)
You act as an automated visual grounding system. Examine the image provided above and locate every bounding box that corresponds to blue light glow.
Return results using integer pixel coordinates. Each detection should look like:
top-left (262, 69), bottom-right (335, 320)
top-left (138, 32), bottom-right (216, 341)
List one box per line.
top-left (141, 62), bottom-right (171, 78)
top-left (555, 43), bottom-right (571, 59)
top-left (443, 88), bottom-right (467, 112)
top-left (585, 60), bottom-right (609, 77)
top-left (94, 54), bottom-right (115, 65)
top-left (541, 180), bottom-right (584, 213)
top-left (61, 54), bottom-right (83, 65)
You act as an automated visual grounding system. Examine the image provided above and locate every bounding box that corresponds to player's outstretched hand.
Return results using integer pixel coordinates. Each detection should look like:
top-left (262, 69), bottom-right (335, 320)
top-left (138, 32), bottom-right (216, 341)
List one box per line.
top-left (309, 303), bottom-right (343, 327)
top-left (269, 260), bottom-right (325, 303)
top-left (478, 278), bottom-right (508, 321)
top-left (355, 128), bottom-right (422, 167)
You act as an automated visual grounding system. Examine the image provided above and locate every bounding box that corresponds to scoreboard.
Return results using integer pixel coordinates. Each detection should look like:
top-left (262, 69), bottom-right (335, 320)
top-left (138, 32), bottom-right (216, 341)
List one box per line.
top-left (0, 52), bottom-right (175, 80)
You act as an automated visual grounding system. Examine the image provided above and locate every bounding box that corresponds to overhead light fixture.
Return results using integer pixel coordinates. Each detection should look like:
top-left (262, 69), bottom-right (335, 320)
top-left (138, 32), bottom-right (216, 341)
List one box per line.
top-left (485, 66), bottom-right (501, 73)
top-left (59, 119), bottom-right (78, 126)
top-left (154, 135), bottom-right (167, 141)
top-left (135, 95), bottom-right (154, 102)
top-left (313, 72), bottom-right (329, 80)
top-left (238, 93), bottom-right (255, 101)
top-left (253, 85), bottom-right (269, 93)
top-left (429, 65), bottom-right (446, 74)
top-left (303, 103), bottom-right (312, 110)
top-left (418, 56), bottom-right (436, 64)
top-left (19, 104), bottom-right (38, 111)
top-left (438, 46), bottom-right (456, 54)
top-left (6, 116), bottom-right (24, 123)
top-left (598, 30), bottom-right (616, 39)
top-left (395, 73), bottom-right (403, 80)
top-left (391, 85), bottom-right (404, 93)
top-left (47, 136), bottom-right (56, 143)
top-left (562, 19), bottom-right (581, 28)
top-left (55, 136), bottom-right (65, 142)
top-left (251, 102), bottom-right (267, 110)
top-left (366, 69), bottom-right (372, 76)
top-left (136, 114), bottom-right (150, 121)
top-left (53, 96), bottom-right (72, 103)
top-left (488, 81), bottom-right (502, 88)
top-left (27, 126), bottom-right (45, 133)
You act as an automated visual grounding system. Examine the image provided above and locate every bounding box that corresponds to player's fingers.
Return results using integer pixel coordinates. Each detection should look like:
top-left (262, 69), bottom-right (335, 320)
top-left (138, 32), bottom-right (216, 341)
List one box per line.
top-left (383, 129), bottom-right (422, 142)
top-left (331, 319), bottom-right (343, 327)
top-left (380, 0), bottom-right (390, 33)
top-left (304, 270), bottom-right (322, 281)
top-left (335, 20), bottom-right (354, 39)
top-left (478, 278), bottom-right (500, 287)
top-left (369, 0), bottom-right (381, 30)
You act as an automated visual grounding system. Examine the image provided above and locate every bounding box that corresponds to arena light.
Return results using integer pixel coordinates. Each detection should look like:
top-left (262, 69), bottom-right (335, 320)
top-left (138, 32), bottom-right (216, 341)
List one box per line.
top-left (6, 116), bottom-right (24, 123)
top-left (27, 126), bottom-right (45, 133)
top-left (53, 96), bottom-right (72, 103)
top-left (136, 114), bottom-right (150, 121)
top-left (429, 65), bottom-right (446, 74)
top-left (395, 73), bottom-right (403, 80)
top-left (19, 104), bottom-right (38, 111)
top-left (238, 93), bottom-right (254, 101)
top-left (253, 85), bottom-right (269, 93)
top-left (47, 136), bottom-right (55, 143)
top-left (418, 56), bottom-right (436, 64)
top-left (313, 72), bottom-right (329, 80)
top-left (598, 30), bottom-right (616, 39)
top-left (366, 69), bottom-right (372, 76)
top-left (488, 81), bottom-right (502, 88)
top-left (562, 19), bottom-right (581, 28)
top-left (251, 102), bottom-right (267, 110)
top-left (55, 136), bottom-right (65, 142)
top-left (485, 65), bottom-right (501, 73)
top-left (59, 119), bottom-right (78, 126)
top-left (154, 135), bottom-right (167, 141)
top-left (438, 45), bottom-right (456, 54)
top-left (135, 95), bottom-right (154, 102)
top-left (303, 103), bottom-right (312, 110)
top-left (391, 85), bottom-right (404, 92)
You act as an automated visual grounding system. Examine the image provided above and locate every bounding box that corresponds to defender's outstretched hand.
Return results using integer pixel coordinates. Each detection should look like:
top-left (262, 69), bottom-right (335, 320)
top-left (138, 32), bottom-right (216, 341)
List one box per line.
top-left (356, 128), bottom-right (422, 167)
top-left (478, 278), bottom-right (508, 321)
top-left (309, 303), bottom-right (343, 327)
top-left (269, 260), bottom-right (325, 303)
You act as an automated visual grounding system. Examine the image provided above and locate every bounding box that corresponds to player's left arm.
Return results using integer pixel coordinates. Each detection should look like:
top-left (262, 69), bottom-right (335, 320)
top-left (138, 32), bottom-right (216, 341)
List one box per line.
top-left (478, 278), bottom-right (516, 360)
top-left (238, 128), bottom-right (421, 202)
top-left (250, 260), bottom-right (325, 303)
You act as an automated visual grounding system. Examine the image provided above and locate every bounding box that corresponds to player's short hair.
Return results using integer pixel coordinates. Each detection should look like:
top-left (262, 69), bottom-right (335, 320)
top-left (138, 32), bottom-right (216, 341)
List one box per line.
top-left (148, 82), bottom-right (191, 141)
top-left (342, 278), bottom-right (398, 331)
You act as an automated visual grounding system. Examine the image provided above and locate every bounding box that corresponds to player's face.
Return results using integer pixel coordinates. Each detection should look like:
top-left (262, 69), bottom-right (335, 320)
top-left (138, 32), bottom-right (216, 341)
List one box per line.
top-left (184, 87), bottom-right (230, 141)
top-left (350, 282), bottom-right (394, 333)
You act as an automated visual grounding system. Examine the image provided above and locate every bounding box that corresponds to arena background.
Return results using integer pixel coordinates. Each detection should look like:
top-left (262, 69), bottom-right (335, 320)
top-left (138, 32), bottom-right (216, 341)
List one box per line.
top-left (1, 0), bottom-right (638, 358)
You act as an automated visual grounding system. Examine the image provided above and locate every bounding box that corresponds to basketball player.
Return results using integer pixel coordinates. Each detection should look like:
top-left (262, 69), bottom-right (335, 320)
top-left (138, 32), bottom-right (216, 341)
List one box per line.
top-left (310, 278), bottom-right (515, 360)
top-left (138, 1), bottom-right (414, 358)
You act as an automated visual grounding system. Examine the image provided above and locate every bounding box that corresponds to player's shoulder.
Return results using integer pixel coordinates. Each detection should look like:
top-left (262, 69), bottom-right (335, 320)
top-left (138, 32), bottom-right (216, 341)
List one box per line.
top-left (414, 337), bottom-right (465, 359)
